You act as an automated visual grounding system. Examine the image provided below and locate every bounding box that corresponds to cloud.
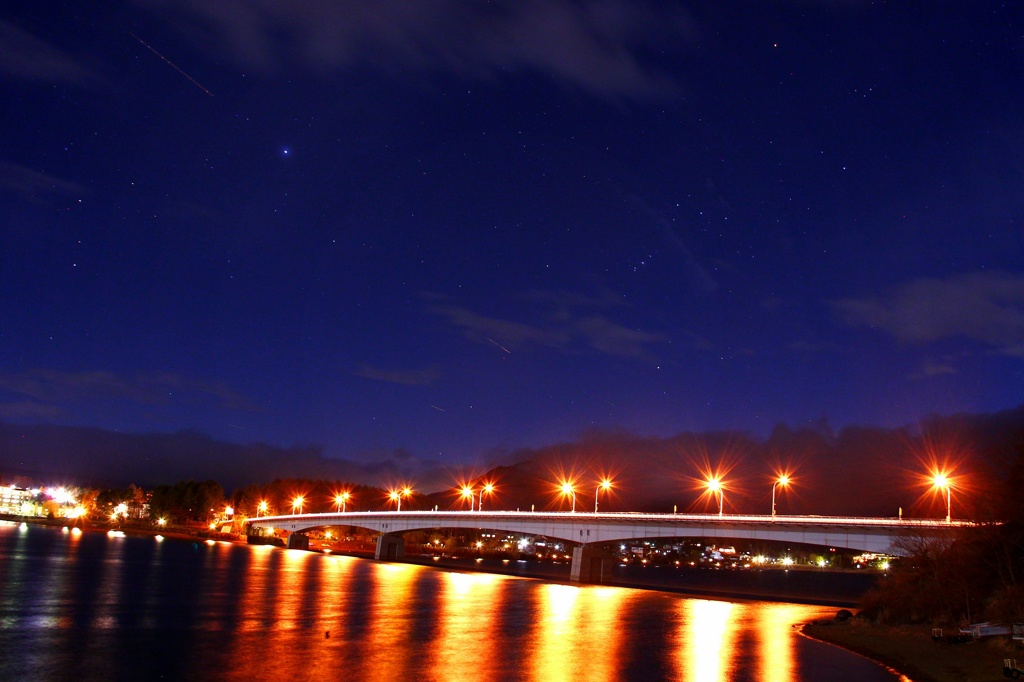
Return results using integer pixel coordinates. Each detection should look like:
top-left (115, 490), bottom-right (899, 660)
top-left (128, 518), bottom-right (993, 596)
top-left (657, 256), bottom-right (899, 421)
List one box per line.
top-left (425, 291), bottom-right (665, 359)
top-left (136, 0), bottom-right (691, 98)
top-left (575, 316), bottom-right (665, 358)
top-left (427, 300), bottom-right (568, 350)
top-left (353, 364), bottom-right (440, 386)
top-left (0, 369), bottom-right (256, 411)
top-left (0, 21), bottom-right (99, 86)
top-left (0, 161), bottom-right (87, 203)
top-left (908, 360), bottom-right (958, 381)
top-left (0, 401), bottom-right (63, 421)
top-left (831, 271), bottom-right (1024, 357)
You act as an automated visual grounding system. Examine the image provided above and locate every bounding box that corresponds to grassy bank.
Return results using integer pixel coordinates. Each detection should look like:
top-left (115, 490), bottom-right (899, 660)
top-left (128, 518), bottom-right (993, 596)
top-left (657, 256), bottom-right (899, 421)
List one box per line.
top-left (803, 619), bottom-right (1021, 682)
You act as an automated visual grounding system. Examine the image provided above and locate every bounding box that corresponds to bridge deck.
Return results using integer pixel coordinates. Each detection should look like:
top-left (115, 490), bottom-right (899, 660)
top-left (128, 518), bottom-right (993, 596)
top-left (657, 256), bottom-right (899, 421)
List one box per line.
top-left (249, 511), bottom-right (968, 554)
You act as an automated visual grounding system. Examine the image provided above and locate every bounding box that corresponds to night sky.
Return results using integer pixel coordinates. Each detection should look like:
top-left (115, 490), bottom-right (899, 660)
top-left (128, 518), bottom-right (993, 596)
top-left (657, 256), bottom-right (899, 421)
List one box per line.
top-left (3, 2), bottom-right (1022, 483)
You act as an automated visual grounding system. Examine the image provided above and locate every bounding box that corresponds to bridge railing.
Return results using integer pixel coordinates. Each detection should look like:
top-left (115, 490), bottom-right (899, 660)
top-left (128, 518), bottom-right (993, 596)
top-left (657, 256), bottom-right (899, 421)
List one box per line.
top-left (251, 509), bottom-right (973, 528)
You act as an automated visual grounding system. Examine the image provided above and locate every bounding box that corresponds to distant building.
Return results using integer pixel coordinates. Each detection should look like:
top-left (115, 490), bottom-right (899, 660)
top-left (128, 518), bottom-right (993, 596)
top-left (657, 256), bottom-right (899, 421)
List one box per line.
top-left (0, 485), bottom-right (39, 516)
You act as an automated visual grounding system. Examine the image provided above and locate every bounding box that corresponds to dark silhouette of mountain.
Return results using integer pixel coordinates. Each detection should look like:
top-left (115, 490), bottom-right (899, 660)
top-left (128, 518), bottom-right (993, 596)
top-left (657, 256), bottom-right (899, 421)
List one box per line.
top-left (1, 403), bottom-right (1020, 519)
top-left (423, 404), bottom-right (1024, 519)
top-left (0, 424), bottom-right (415, 491)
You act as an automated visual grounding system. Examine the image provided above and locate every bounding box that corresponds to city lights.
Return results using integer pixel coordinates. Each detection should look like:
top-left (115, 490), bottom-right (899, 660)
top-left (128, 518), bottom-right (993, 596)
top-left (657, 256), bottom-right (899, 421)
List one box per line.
top-left (257, 500), bottom-right (269, 517)
top-left (334, 491), bottom-right (351, 513)
top-left (292, 496), bottom-right (305, 514)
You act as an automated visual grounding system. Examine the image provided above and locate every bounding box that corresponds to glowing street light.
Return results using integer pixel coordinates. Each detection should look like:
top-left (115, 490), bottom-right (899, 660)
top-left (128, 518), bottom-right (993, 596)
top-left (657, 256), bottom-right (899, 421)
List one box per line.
top-left (707, 477), bottom-right (724, 516)
top-left (772, 475), bottom-right (789, 520)
top-left (292, 495), bottom-right (305, 514)
top-left (257, 500), bottom-right (269, 517)
top-left (156, 517), bottom-right (167, 527)
top-left (390, 487), bottom-right (413, 512)
top-left (334, 492), bottom-right (350, 513)
top-left (931, 473), bottom-right (952, 523)
top-left (595, 478), bottom-right (613, 513)
top-left (460, 485), bottom-right (475, 511)
top-left (479, 483), bottom-right (495, 511)
top-left (560, 481), bottom-right (577, 513)
top-left (224, 506), bottom-right (234, 516)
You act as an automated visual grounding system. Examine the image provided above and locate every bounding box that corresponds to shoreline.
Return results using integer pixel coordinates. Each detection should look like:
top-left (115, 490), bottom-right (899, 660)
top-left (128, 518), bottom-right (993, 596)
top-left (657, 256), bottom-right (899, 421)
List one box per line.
top-left (401, 554), bottom-right (868, 607)
top-left (802, 619), bottom-right (1020, 682)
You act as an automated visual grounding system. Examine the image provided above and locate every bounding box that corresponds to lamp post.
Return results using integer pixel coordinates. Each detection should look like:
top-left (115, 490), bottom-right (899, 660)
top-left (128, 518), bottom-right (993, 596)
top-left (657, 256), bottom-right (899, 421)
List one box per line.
top-left (479, 483), bottom-right (495, 511)
top-left (390, 487), bottom-right (412, 512)
top-left (257, 500), bottom-right (268, 517)
top-left (932, 474), bottom-right (952, 523)
top-left (561, 482), bottom-right (576, 513)
top-left (460, 486), bottom-right (475, 511)
top-left (334, 492), bottom-right (350, 513)
top-left (771, 475), bottom-right (789, 520)
top-left (595, 479), bottom-right (612, 513)
top-left (292, 496), bottom-right (304, 514)
top-left (707, 477), bottom-right (724, 516)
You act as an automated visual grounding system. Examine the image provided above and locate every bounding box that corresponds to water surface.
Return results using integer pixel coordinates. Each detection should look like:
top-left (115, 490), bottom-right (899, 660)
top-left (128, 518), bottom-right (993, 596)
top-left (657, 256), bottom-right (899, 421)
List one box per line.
top-left (0, 522), bottom-right (896, 681)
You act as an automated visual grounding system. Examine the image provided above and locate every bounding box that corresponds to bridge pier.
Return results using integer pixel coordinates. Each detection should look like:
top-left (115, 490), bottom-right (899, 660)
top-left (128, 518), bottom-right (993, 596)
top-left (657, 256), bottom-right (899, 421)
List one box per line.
top-left (375, 534), bottom-right (405, 561)
top-left (286, 532), bottom-right (309, 550)
top-left (570, 544), bottom-right (617, 583)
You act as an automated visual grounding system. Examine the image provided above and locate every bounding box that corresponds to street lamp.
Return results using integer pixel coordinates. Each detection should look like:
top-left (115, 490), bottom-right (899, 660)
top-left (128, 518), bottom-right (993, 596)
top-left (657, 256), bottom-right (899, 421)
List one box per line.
top-left (257, 500), bottom-right (268, 517)
top-left (460, 485), bottom-right (475, 511)
top-left (560, 481), bottom-right (577, 513)
top-left (932, 473), bottom-right (952, 523)
top-left (479, 483), bottom-right (495, 511)
top-left (772, 475), bottom-right (789, 520)
top-left (707, 477), bottom-right (724, 516)
top-left (595, 478), bottom-right (612, 513)
top-left (292, 496), bottom-right (304, 514)
top-left (334, 492), bottom-right (350, 513)
top-left (390, 487), bottom-right (413, 512)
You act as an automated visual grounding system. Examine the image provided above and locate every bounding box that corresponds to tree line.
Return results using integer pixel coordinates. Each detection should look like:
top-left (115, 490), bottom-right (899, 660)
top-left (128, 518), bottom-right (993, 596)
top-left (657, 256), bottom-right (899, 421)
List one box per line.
top-left (860, 439), bottom-right (1023, 625)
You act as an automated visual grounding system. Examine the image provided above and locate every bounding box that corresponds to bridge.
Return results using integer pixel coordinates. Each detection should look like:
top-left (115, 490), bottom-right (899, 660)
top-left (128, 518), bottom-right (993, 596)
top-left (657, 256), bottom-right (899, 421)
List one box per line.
top-left (247, 510), bottom-right (968, 583)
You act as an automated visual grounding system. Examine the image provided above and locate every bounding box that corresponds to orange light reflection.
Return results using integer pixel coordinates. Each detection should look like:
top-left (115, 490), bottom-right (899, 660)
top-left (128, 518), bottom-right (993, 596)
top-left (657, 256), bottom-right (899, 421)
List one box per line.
top-left (429, 571), bottom-right (503, 678)
top-left (677, 599), bottom-right (738, 681)
top-left (356, 562), bottom-right (418, 681)
top-left (755, 603), bottom-right (800, 680)
top-left (529, 584), bottom-right (627, 681)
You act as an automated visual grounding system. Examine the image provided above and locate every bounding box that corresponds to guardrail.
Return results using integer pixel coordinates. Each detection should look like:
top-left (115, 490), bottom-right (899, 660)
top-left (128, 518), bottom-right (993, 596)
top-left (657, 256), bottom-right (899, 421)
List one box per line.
top-left (252, 509), bottom-right (975, 528)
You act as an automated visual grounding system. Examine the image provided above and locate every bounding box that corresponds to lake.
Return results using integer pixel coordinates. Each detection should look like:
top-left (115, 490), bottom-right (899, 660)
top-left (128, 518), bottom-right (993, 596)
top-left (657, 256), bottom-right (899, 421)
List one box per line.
top-left (0, 522), bottom-right (898, 681)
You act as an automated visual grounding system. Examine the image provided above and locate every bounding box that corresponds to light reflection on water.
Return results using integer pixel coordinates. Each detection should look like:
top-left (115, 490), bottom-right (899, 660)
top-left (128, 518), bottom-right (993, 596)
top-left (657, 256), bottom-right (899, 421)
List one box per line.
top-left (757, 603), bottom-right (803, 681)
top-left (681, 598), bottom-right (737, 681)
top-left (0, 524), bottom-right (897, 681)
top-left (430, 571), bottom-right (502, 680)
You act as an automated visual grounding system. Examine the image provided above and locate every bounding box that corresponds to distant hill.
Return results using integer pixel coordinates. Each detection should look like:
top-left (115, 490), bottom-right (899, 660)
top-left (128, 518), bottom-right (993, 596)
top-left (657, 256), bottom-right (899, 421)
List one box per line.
top-left (1, 403), bottom-right (1021, 518)
top-left (0, 424), bottom-right (413, 491)
top-left (423, 404), bottom-right (1024, 519)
